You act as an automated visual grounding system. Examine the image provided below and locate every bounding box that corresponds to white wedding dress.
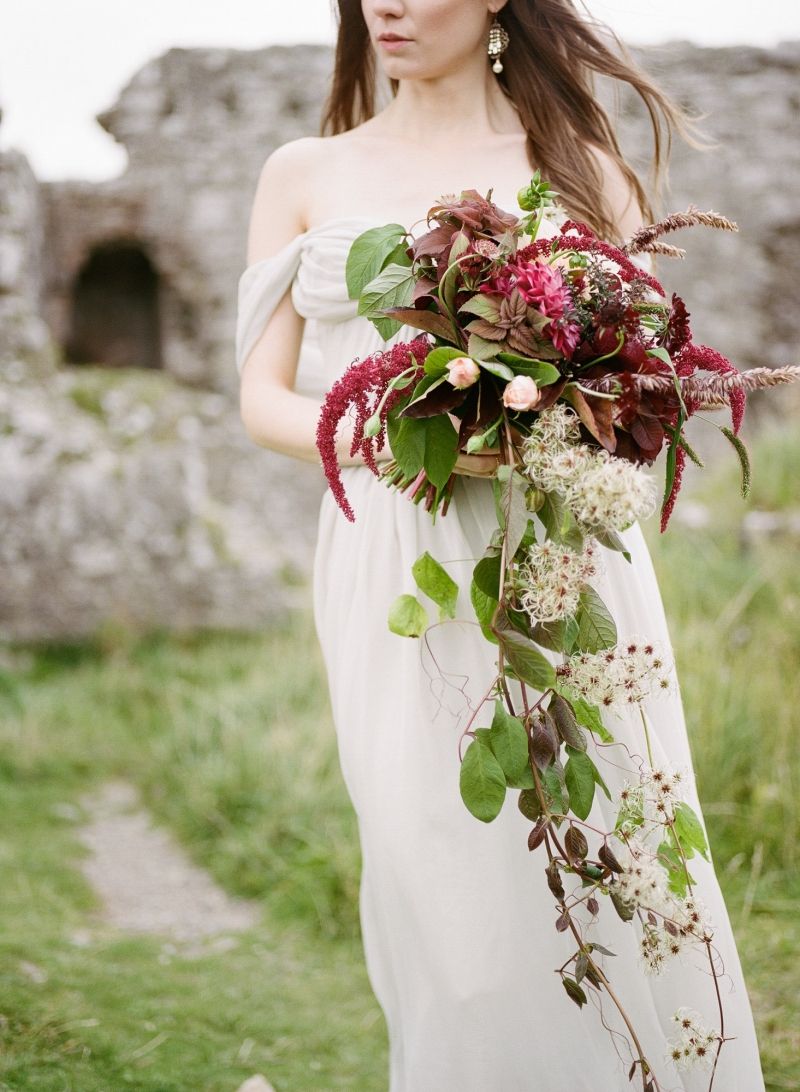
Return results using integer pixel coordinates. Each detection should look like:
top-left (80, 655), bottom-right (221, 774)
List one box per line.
top-left (235, 187), bottom-right (766, 1092)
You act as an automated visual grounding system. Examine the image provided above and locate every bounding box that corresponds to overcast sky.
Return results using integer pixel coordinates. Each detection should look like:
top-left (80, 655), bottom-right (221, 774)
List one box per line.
top-left (2, 0), bottom-right (798, 182)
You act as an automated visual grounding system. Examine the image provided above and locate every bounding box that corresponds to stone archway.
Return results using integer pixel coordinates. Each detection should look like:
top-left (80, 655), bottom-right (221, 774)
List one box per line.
top-left (64, 240), bottom-right (163, 369)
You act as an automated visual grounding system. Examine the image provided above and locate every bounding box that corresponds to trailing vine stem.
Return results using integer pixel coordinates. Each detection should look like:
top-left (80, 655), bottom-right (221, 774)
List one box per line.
top-left (514, 676), bottom-right (663, 1091)
top-left (495, 421), bottom-right (663, 1091)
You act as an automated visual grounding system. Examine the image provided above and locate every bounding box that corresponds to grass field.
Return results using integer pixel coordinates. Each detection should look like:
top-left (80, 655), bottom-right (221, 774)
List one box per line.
top-left (0, 422), bottom-right (798, 1090)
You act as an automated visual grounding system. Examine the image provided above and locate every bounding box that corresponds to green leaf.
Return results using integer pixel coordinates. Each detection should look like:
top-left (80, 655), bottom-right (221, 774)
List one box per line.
top-left (574, 585), bottom-right (617, 653)
top-left (672, 801), bottom-right (711, 862)
top-left (470, 580), bottom-right (499, 645)
top-left (358, 262), bottom-right (419, 340)
top-left (493, 607), bottom-right (557, 691)
top-left (562, 977), bottom-right (588, 1008)
top-left (467, 332), bottom-right (503, 361)
top-left (559, 509), bottom-right (586, 552)
top-left (387, 594), bottom-right (429, 637)
top-left (386, 405), bottom-right (426, 479)
top-left (496, 353), bottom-right (562, 386)
top-left (473, 551), bottom-right (503, 600)
top-left (345, 224), bottom-right (408, 300)
top-left (477, 358), bottom-right (515, 381)
top-left (656, 839), bottom-right (696, 897)
top-left (564, 748), bottom-right (596, 820)
top-left (592, 527), bottom-right (632, 562)
top-left (488, 700), bottom-right (530, 783)
top-left (460, 734), bottom-right (507, 822)
top-left (518, 787), bottom-right (542, 821)
top-left (591, 757), bottom-right (612, 801)
top-left (412, 551), bottom-right (459, 621)
top-left (539, 491), bottom-right (568, 542)
top-left (542, 763), bottom-right (568, 815)
top-left (424, 345), bottom-right (470, 377)
top-left (646, 345), bottom-right (673, 369)
top-left (531, 616), bottom-right (579, 655)
top-left (548, 693), bottom-right (587, 752)
top-left (386, 409), bottom-right (459, 489)
top-left (422, 413), bottom-right (461, 489)
top-left (506, 761), bottom-right (535, 790)
top-left (568, 695), bottom-right (614, 744)
top-left (496, 464), bottom-right (529, 561)
top-left (457, 295), bottom-right (501, 322)
top-left (404, 373), bottom-right (449, 408)
top-left (438, 231), bottom-right (472, 316)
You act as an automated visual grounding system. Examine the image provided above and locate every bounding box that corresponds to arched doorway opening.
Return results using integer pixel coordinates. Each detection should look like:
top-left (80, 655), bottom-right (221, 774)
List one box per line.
top-left (65, 241), bottom-right (163, 369)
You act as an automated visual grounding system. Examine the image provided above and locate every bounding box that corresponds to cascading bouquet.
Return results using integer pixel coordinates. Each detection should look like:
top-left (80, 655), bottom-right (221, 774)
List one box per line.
top-left (315, 174), bottom-right (799, 1090)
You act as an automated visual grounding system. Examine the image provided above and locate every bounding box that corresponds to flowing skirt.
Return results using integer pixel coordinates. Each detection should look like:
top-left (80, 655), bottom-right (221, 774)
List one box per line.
top-left (312, 464), bottom-right (765, 1092)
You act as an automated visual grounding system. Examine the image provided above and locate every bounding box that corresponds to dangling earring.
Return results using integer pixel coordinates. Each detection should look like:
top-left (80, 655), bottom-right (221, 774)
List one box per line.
top-left (487, 11), bottom-right (510, 73)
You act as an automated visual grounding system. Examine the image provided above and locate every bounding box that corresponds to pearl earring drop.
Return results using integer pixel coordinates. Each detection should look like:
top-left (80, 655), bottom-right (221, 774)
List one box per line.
top-left (487, 13), bottom-right (510, 73)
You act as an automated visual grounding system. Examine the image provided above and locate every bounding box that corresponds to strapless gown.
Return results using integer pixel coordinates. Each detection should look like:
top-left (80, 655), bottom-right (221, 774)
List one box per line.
top-left (235, 190), bottom-right (766, 1092)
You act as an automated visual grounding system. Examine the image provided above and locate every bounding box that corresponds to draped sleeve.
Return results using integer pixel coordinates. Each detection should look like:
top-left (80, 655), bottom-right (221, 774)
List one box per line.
top-left (234, 234), bottom-right (305, 376)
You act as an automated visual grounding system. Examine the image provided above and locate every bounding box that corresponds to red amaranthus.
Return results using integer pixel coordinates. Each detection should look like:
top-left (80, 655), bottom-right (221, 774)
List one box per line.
top-left (315, 336), bottom-right (429, 522)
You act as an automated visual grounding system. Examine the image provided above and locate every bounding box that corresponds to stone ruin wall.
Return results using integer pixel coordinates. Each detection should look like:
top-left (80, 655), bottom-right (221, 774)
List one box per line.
top-left (0, 41), bottom-right (798, 640)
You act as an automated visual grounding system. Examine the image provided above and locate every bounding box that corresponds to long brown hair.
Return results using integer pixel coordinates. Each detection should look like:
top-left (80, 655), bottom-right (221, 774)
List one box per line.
top-left (320, 0), bottom-right (698, 241)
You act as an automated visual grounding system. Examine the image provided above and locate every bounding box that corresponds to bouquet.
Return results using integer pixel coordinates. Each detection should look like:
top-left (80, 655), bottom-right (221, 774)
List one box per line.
top-left (315, 175), bottom-right (799, 1089)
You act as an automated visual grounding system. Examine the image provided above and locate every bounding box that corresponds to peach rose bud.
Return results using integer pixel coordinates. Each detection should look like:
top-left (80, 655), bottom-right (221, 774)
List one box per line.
top-left (502, 375), bottom-right (541, 411)
top-left (445, 356), bottom-right (481, 389)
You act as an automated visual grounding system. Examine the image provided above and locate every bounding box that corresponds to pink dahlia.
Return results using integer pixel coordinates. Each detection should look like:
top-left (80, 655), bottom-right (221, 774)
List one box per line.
top-left (513, 258), bottom-right (573, 320)
top-left (549, 319), bottom-right (582, 359)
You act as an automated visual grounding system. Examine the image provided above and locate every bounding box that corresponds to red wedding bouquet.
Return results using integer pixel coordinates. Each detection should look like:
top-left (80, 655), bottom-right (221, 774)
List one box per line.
top-left (317, 173), bottom-right (797, 532)
top-left (315, 175), bottom-right (799, 1089)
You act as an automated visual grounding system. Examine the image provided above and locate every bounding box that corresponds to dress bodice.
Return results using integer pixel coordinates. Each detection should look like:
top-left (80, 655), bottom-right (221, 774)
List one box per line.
top-left (233, 196), bottom-right (651, 401)
top-left (234, 183), bottom-right (531, 396)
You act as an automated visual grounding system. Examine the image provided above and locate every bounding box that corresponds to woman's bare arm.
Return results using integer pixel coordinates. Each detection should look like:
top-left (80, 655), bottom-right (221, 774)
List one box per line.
top-left (237, 139), bottom-right (500, 477)
top-left (238, 139), bottom-right (379, 467)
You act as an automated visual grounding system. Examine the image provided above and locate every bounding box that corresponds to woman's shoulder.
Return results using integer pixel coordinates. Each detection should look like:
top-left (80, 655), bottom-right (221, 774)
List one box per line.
top-left (262, 129), bottom-right (367, 173)
top-left (585, 143), bottom-right (645, 238)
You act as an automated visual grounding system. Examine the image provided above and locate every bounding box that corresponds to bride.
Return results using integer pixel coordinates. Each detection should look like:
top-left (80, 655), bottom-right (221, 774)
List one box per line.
top-left (235, 1), bottom-right (766, 1089)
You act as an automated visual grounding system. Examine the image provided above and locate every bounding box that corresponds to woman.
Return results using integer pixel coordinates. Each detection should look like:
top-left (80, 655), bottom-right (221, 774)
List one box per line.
top-left (235, 2), bottom-right (766, 1088)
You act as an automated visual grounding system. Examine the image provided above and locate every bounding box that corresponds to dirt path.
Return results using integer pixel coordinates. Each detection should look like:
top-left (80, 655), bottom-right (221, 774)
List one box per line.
top-left (76, 779), bottom-right (260, 942)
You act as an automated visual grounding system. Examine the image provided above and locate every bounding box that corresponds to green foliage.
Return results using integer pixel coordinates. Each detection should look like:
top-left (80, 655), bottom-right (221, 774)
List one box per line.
top-left (345, 223), bottom-right (409, 299)
top-left (672, 800), bottom-right (711, 862)
top-left (386, 407), bottom-right (460, 490)
top-left (459, 730), bottom-right (507, 822)
top-left (423, 345), bottom-right (468, 376)
top-left (560, 694), bottom-right (614, 744)
top-left (574, 586), bottom-right (617, 653)
top-left (493, 465), bottom-right (530, 561)
top-left (495, 353), bottom-right (561, 385)
top-left (493, 607), bottom-right (556, 691)
top-left (411, 551), bottom-right (459, 621)
top-left (486, 701), bottom-right (530, 785)
top-left (357, 263), bottom-right (418, 340)
top-left (388, 593), bottom-right (429, 637)
top-left (563, 747), bottom-right (596, 821)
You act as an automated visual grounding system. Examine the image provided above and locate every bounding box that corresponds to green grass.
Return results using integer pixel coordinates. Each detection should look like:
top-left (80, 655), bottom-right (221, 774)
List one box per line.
top-left (0, 613), bottom-right (388, 1091)
top-left (0, 781), bottom-right (386, 1091)
top-left (0, 422), bottom-right (798, 1089)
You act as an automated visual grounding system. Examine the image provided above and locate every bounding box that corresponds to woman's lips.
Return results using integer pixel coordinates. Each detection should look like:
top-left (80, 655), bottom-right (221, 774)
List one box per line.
top-left (379, 37), bottom-right (412, 50)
